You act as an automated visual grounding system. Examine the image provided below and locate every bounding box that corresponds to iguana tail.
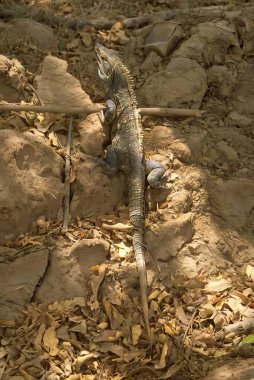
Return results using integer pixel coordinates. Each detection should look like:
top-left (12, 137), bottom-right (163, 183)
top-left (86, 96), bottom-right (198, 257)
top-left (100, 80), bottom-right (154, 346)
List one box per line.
top-left (133, 229), bottom-right (150, 338)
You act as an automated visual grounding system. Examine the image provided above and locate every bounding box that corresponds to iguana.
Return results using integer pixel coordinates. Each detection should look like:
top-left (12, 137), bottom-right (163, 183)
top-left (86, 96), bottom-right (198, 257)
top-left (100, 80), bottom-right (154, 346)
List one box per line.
top-left (94, 43), bottom-right (165, 338)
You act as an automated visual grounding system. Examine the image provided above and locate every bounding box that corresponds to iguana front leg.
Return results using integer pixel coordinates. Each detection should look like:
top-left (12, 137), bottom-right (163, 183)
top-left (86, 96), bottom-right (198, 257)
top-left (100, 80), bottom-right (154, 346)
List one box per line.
top-left (104, 99), bottom-right (117, 124)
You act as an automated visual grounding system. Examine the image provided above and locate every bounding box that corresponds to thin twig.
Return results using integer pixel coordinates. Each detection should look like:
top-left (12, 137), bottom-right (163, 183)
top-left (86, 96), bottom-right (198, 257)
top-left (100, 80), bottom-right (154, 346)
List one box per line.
top-left (181, 308), bottom-right (198, 346)
top-left (26, 84), bottom-right (44, 106)
top-left (0, 103), bottom-right (205, 118)
top-left (63, 117), bottom-right (73, 230)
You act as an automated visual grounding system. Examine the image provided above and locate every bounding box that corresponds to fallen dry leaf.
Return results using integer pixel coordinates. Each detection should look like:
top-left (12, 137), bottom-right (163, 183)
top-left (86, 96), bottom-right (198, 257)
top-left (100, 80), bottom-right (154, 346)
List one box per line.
top-left (148, 289), bottom-right (161, 301)
top-left (213, 314), bottom-right (226, 330)
top-left (66, 374), bottom-right (83, 380)
top-left (98, 322), bottom-right (108, 330)
top-left (246, 265), bottom-right (254, 282)
top-left (80, 31), bottom-right (93, 47)
top-left (0, 347), bottom-right (6, 359)
top-left (88, 265), bottom-right (106, 311)
top-left (132, 324), bottom-right (142, 345)
top-left (57, 325), bottom-right (70, 341)
top-left (164, 320), bottom-right (178, 335)
top-left (193, 331), bottom-right (216, 348)
top-left (231, 290), bottom-right (252, 306)
top-left (103, 297), bottom-right (124, 329)
top-left (158, 362), bottom-right (183, 379)
top-left (93, 329), bottom-right (119, 343)
top-left (48, 131), bottom-right (60, 148)
top-left (115, 241), bottom-right (132, 258)
top-left (157, 290), bottom-right (171, 305)
top-left (150, 300), bottom-right (159, 312)
top-left (175, 305), bottom-right (189, 325)
top-left (34, 322), bottom-right (46, 350)
top-left (199, 304), bottom-right (216, 319)
top-left (74, 353), bottom-right (98, 371)
top-left (96, 342), bottom-right (143, 362)
top-left (205, 277), bottom-right (232, 292)
top-left (192, 346), bottom-right (216, 356)
top-left (43, 326), bottom-right (59, 356)
top-left (68, 320), bottom-right (87, 336)
top-left (19, 368), bottom-right (37, 380)
top-left (156, 341), bottom-right (169, 369)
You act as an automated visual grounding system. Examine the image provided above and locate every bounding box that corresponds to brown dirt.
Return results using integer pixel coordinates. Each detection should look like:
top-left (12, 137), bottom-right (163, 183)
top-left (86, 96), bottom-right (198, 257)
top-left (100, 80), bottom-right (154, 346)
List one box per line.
top-left (0, 1), bottom-right (254, 379)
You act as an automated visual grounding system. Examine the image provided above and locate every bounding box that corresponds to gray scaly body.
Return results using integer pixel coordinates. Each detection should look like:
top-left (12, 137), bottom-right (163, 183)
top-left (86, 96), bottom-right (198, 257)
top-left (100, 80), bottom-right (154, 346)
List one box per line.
top-left (95, 43), bottom-right (165, 337)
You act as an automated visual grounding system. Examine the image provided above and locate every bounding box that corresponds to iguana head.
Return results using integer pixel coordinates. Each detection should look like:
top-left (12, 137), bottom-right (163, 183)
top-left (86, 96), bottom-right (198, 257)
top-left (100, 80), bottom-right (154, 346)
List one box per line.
top-left (94, 43), bottom-right (117, 83)
top-left (95, 43), bottom-right (134, 96)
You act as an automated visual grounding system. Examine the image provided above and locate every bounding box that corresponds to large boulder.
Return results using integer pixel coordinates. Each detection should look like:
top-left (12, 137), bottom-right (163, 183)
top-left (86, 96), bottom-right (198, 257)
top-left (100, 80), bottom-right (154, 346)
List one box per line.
top-left (0, 130), bottom-right (64, 239)
top-left (138, 57), bottom-right (207, 108)
top-left (36, 239), bottom-right (109, 303)
top-left (144, 21), bottom-right (184, 57)
top-left (146, 213), bottom-right (194, 261)
top-left (70, 159), bottom-right (127, 218)
top-left (174, 20), bottom-right (239, 66)
top-left (0, 249), bottom-right (49, 320)
top-left (0, 18), bottom-right (58, 53)
top-left (231, 63), bottom-right (254, 117)
top-left (209, 178), bottom-right (254, 228)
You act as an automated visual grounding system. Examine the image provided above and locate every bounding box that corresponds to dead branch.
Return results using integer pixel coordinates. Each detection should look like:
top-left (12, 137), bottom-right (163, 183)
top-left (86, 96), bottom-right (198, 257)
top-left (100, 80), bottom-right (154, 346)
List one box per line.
top-left (121, 4), bottom-right (254, 29)
top-left (102, 223), bottom-right (133, 231)
top-left (139, 107), bottom-right (205, 118)
top-left (1, 3), bottom-right (253, 32)
top-left (34, 5), bottom-right (232, 31)
top-left (216, 318), bottom-right (254, 341)
top-left (0, 103), bottom-right (105, 115)
top-left (63, 117), bottom-right (73, 230)
top-left (223, 318), bottom-right (254, 336)
top-left (0, 103), bottom-right (205, 118)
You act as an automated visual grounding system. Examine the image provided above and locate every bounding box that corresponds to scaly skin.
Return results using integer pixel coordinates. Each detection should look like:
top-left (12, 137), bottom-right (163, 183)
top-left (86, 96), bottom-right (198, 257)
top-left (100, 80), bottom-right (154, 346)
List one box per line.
top-left (94, 43), bottom-right (150, 338)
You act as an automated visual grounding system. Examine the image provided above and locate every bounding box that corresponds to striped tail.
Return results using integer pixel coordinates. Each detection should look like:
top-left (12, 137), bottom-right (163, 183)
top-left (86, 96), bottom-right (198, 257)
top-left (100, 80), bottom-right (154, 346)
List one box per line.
top-left (132, 229), bottom-right (150, 338)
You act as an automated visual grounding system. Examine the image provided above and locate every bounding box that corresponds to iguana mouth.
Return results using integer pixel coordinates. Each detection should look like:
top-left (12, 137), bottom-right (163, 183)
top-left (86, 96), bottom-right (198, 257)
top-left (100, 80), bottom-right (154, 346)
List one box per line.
top-left (94, 43), bottom-right (112, 81)
top-left (94, 43), bottom-right (103, 61)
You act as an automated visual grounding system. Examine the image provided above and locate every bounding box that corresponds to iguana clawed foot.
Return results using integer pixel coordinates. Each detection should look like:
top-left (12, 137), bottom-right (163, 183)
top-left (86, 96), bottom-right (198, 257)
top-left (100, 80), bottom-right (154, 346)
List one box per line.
top-left (145, 159), bottom-right (166, 189)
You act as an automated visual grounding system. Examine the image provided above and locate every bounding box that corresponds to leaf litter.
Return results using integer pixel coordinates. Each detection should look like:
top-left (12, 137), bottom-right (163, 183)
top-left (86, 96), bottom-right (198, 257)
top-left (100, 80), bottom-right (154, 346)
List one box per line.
top-left (1, 230), bottom-right (254, 380)
top-left (1, 1), bottom-right (254, 379)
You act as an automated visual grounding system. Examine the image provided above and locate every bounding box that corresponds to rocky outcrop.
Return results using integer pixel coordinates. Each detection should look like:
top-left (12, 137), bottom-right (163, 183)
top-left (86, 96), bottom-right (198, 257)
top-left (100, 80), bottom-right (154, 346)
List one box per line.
top-left (0, 130), bottom-right (64, 239)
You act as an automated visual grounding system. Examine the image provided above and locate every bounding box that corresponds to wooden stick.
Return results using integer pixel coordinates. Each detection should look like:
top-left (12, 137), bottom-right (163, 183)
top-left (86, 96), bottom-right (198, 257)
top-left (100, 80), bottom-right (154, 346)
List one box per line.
top-left (0, 103), bottom-right (204, 118)
top-left (0, 103), bottom-right (105, 115)
top-left (102, 222), bottom-right (133, 231)
top-left (216, 318), bottom-right (254, 341)
top-left (63, 117), bottom-right (73, 230)
top-left (139, 107), bottom-right (205, 118)
top-left (223, 318), bottom-right (254, 336)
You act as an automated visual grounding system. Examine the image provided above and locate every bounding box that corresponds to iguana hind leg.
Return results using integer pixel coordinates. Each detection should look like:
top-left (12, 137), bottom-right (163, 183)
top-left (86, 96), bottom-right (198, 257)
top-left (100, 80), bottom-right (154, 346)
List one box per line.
top-left (145, 159), bottom-right (165, 188)
top-left (98, 145), bottom-right (129, 175)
